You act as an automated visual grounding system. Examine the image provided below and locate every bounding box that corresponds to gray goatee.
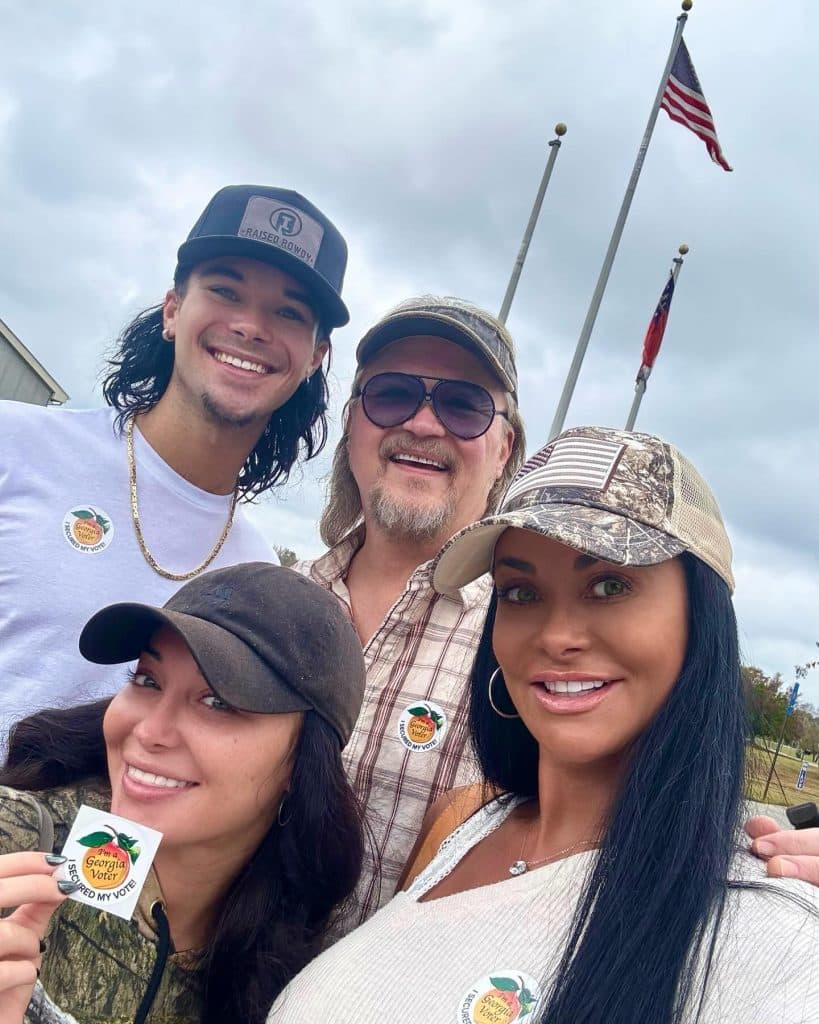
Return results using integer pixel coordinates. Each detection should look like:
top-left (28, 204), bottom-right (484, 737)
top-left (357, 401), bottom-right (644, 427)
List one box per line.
top-left (368, 480), bottom-right (458, 543)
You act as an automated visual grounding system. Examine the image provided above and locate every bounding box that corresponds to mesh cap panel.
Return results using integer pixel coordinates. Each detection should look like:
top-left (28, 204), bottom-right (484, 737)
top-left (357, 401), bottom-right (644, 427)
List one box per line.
top-left (669, 450), bottom-right (734, 590)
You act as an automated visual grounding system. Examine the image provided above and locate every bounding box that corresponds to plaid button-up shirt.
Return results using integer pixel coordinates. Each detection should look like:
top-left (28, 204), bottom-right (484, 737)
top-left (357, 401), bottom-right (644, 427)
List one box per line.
top-left (296, 529), bottom-right (490, 926)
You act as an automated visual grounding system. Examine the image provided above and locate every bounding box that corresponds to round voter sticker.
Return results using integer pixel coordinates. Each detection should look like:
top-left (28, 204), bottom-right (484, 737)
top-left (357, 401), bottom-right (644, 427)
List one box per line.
top-left (458, 970), bottom-right (541, 1023)
top-left (397, 701), bottom-right (447, 752)
top-left (63, 505), bottom-right (114, 553)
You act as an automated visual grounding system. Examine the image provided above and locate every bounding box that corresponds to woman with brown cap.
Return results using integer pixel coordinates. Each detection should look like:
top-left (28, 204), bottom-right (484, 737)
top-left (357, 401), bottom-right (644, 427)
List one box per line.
top-left (0, 562), bottom-right (366, 1024)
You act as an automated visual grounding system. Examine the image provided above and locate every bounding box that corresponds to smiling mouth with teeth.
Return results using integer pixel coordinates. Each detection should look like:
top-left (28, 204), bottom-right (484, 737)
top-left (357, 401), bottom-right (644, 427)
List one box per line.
top-left (212, 350), bottom-right (271, 375)
top-left (389, 454), bottom-right (448, 471)
top-left (126, 764), bottom-right (195, 789)
top-left (542, 680), bottom-right (611, 695)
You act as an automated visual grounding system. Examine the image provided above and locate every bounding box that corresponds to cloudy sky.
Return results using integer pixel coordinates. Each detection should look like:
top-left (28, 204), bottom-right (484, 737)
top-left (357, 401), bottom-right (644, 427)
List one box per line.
top-left (2, 1), bottom-right (817, 702)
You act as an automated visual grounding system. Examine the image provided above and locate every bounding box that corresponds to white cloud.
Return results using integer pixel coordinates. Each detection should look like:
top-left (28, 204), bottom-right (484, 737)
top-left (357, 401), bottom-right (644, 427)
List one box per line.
top-left (1, 0), bottom-right (816, 698)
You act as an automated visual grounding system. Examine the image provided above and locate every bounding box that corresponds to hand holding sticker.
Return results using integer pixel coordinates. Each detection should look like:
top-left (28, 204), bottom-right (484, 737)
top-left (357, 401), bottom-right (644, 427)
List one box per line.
top-left (59, 806), bottom-right (162, 921)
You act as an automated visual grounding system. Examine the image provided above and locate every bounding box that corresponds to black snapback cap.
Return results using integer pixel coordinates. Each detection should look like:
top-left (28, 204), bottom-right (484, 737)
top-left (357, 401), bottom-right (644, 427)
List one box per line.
top-left (79, 562), bottom-right (365, 747)
top-left (176, 185), bottom-right (350, 328)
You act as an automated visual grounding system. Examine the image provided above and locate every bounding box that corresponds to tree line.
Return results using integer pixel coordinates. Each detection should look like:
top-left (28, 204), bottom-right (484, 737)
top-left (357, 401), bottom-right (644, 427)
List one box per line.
top-left (744, 663), bottom-right (819, 761)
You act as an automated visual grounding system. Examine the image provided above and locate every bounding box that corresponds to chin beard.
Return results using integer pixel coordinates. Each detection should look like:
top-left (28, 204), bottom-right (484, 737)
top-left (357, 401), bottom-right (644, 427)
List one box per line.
top-left (201, 392), bottom-right (264, 429)
top-left (368, 482), bottom-right (458, 544)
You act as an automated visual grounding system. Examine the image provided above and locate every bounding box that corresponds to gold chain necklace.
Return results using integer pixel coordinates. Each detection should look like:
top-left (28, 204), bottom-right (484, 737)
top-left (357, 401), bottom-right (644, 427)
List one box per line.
top-left (509, 825), bottom-right (598, 876)
top-left (126, 416), bottom-right (239, 582)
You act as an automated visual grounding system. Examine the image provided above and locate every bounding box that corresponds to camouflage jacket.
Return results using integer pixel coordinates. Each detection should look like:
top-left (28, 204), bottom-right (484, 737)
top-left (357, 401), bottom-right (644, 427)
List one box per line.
top-left (0, 778), bottom-right (205, 1024)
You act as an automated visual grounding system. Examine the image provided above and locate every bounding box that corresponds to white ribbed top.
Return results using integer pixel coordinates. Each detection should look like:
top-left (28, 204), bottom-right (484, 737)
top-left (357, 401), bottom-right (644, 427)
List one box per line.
top-left (268, 798), bottom-right (819, 1023)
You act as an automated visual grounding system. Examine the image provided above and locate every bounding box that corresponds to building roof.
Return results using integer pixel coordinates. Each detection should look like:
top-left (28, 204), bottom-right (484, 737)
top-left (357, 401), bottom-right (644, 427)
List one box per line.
top-left (0, 316), bottom-right (69, 404)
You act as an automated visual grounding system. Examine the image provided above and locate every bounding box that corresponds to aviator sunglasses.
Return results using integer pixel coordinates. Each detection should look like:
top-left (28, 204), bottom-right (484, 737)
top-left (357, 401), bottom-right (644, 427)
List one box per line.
top-left (356, 371), bottom-right (508, 440)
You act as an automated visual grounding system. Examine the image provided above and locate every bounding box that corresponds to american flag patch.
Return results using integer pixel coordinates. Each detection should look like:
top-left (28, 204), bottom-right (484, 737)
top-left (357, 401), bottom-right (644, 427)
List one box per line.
top-left (505, 437), bottom-right (625, 503)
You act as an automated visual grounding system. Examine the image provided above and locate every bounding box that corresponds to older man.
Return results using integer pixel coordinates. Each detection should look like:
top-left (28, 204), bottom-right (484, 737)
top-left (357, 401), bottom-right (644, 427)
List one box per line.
top-left (298, 295), bottom-right (524, 920)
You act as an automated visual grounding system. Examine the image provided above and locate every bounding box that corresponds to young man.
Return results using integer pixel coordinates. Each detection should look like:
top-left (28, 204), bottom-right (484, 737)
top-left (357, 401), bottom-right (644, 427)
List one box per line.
top-left (0, 184), bottom-right (348, 737)
top-left (298, 295), bottom-right (526, 921)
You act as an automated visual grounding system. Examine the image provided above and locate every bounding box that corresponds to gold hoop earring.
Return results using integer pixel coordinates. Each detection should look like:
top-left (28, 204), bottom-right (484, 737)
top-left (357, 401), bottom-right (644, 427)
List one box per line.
top-left (488, 667), bottom-right (519, 719)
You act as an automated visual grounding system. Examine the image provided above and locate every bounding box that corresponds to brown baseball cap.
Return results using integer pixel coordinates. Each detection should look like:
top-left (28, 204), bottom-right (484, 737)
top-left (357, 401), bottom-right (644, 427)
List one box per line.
top-left (433, 425), bottom-right (734, 594)
top-left (79, 562), bottom-right (365, 746)
top-left (355, 296), bottom-right (518, 397)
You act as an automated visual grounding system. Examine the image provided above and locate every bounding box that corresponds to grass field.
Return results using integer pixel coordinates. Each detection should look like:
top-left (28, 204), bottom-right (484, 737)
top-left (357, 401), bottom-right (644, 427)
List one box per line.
top-left (746, 743), bottom-right (819, 806)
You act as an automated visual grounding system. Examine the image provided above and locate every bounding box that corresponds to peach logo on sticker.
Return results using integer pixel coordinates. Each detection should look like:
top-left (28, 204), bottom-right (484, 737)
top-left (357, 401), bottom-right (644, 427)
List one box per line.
top-left (397, 701), bottom-right (447, 752)
top-left (63, 506), bottom-right (113, 553)
top-left (458, 971), bottom-right (540, 1023)
top-left (78, 825), bottom-right (139, 890)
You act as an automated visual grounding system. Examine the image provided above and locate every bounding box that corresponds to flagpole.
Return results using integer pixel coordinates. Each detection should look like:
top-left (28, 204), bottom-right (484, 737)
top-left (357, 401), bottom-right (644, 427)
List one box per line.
top-left (498, 123), bottom-right (568, 324)
top-left (625, 244), bottom-right (688, 431)
top-left (548, 0), bottom-right (692, 440)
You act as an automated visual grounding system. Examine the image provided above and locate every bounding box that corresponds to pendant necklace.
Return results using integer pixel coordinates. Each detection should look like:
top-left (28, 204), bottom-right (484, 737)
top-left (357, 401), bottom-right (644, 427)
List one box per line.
top-left (509, 823), bottom-right (599, 876)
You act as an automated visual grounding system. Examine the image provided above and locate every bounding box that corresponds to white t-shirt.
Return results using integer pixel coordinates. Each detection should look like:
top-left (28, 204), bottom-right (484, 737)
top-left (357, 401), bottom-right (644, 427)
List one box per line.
top-left (0, 402), bottom-right (274, 738)
top-left (268, 797), bottom-right (819, 1023)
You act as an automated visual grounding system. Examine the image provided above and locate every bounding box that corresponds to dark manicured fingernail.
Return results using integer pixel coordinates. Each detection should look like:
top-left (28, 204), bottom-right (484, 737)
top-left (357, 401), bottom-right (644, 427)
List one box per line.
top-left (45, 854), bottom-right (66, 866)
top-left (39, 939), bottom-right (47, 953)
top-left (57, 880), bottom-right (81, 894)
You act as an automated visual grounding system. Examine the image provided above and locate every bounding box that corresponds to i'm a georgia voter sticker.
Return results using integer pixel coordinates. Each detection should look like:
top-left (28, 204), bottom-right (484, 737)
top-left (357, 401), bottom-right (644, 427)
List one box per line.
top-left (458, 971), bottom-right (541, 1024)
top-left (62, 506), bottom-right (114, 553)
top-left (57, 805), bottom-right (162, 921)
top-left (397, 700), bottom-right (447, 752)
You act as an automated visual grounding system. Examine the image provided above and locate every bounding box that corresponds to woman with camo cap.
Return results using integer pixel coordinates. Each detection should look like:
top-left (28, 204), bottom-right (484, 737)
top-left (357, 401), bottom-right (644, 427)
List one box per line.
top-left (267, 426), bottom-right (819, 1024)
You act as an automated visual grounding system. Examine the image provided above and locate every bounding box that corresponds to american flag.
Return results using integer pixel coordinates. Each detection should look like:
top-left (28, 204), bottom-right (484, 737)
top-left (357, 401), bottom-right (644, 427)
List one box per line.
top-left (661, 39), bottom-right (732, 171)
top-left (637, 271), bottom-right (675, 383)
top-left (505, 437), bottom-right (625, 501)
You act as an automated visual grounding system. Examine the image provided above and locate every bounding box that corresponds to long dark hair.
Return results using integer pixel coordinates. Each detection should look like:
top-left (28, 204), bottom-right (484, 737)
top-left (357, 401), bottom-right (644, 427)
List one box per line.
top-left (471, 553), bottom-right (747, 1024)
top-left (2, 701), bottom-right (363, 1024)
top-left (100, 267), bottom-right (331, 500)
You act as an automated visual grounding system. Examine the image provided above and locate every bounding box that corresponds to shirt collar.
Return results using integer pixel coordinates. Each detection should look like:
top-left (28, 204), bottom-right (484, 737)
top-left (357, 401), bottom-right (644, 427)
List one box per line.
top-left (305, 525), bottom-right (365, 585)
top-left (305, 525), bottom-right (491, 610)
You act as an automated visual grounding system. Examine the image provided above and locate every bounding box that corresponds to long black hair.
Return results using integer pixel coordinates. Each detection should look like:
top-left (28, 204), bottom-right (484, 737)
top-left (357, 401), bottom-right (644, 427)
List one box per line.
top-left (2, 700), bottom-right (364, 1024)
top-left (100, 267), bottom-right (331, 500)
top-left (470, 553), bottom-right (748, 1024)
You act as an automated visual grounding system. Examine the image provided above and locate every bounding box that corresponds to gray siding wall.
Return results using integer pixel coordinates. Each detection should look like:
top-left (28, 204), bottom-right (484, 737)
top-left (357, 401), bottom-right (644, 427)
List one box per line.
top-left (0, 336), bottom-right (54, 405)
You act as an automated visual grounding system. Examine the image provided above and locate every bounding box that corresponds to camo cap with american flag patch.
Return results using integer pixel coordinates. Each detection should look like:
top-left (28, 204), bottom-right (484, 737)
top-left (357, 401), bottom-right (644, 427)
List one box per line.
top-left (432, 425), bottom-right (734, 594)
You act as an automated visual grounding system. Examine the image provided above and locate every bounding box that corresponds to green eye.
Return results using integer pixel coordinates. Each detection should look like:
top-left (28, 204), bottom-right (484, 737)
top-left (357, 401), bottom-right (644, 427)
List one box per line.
top-left (497, 584), bottom-right (539, 605)
top-left (590, 578), bottom-right (629, 598)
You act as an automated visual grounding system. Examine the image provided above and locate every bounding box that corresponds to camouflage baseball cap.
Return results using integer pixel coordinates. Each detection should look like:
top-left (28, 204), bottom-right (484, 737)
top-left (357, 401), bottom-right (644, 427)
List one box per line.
top-left (432, 425), bottom-right (734, 594)
top-left (355, 296), bottom-right (518, 397)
